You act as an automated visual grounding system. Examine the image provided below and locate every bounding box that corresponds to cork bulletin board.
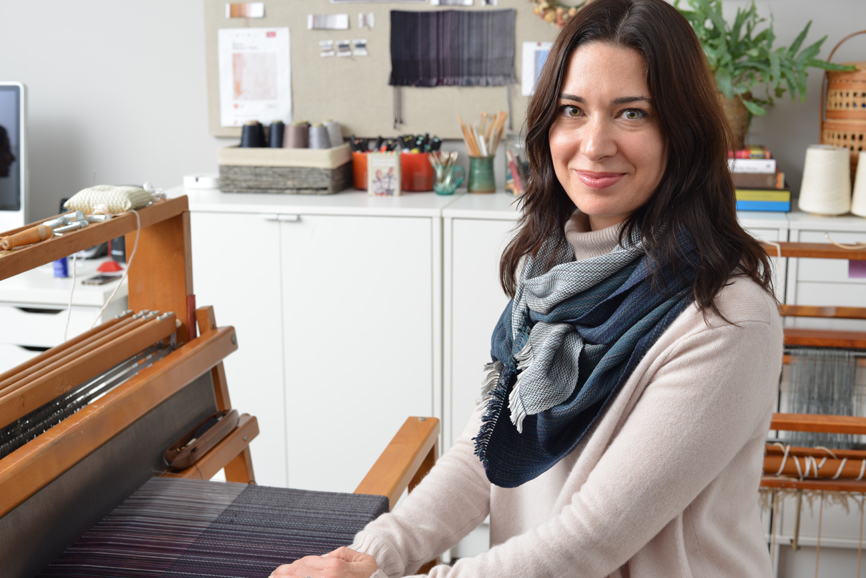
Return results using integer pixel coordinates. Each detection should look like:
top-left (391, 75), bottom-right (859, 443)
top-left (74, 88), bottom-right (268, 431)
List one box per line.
top-left (203, 0), bottom-right (558, 140)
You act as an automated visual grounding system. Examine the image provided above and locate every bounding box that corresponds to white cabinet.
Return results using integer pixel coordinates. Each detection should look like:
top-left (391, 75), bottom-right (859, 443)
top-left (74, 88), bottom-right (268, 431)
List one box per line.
top-left (443, 195), bottom-right (518, 448)
top-left (189, 210), bottom-right (286, 487)
top-left (179, 188), bottom-right (450, 493)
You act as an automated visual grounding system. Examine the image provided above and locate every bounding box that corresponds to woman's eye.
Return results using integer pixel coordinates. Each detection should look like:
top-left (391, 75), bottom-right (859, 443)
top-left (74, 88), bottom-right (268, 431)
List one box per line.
top-left (561, 105), bottom-right (582, 118)
top-left (622, 109), bottom-right (645, 120)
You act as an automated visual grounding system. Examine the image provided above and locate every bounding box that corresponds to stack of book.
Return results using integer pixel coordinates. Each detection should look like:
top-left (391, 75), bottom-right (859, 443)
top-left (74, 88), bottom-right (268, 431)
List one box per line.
top-left (728, 146), bottom-right (790, 212)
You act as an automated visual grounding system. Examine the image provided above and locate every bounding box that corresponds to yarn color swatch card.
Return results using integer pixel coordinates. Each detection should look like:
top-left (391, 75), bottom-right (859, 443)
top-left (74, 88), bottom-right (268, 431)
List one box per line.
top-left (367, 153), bottom-right (401, 197)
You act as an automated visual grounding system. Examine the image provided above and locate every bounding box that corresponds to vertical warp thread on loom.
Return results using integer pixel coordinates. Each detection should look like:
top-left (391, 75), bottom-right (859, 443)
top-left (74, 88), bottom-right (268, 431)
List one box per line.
top-left (787, 348), bottom-right (858, 449)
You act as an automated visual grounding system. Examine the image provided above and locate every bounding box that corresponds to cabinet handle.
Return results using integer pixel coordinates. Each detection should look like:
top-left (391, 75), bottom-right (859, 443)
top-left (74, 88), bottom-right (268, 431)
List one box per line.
top-left (257, 214), bottom-right (301, 222)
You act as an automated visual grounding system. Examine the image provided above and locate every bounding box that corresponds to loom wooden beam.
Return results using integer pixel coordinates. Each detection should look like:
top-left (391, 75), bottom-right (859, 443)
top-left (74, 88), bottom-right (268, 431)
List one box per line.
top-left (355, 416), bottom-right (440, 510)
top-left (760, 241), bottom-right (866, 260)
top-left (126, 208), bottom-right (195, 344)
top-left (0, 312), bottom-right (132, 385)
top-left (783, 328), bottom-right (866, 350)
top-left (0, 197), bottom-right (188, 281)
top-left (0, 324), bottom-right (238, 518)
top-left (779, 305), bottom-right (866, 320)
top-left (770, 413), bottom-right (866, 436)
top-left (0, 314), bottom-right (177, 428)
top-left (193, 305), bottom-right (256, 482)
top-left (761, 477), bottom-right (866, 493)
top-left (163, 413), bottom-right (259, 482)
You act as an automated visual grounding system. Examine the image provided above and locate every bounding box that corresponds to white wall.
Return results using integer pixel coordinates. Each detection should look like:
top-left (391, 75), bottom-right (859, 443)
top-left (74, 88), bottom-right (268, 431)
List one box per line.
top-left (0, 0), bottom-right (231, 221)
top-left (0, 0), bottom-right (862, 221)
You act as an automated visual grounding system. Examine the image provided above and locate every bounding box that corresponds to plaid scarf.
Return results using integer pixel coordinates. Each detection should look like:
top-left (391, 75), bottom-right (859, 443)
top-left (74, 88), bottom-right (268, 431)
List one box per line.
top-left (473, 227), bottom-right (697, 488)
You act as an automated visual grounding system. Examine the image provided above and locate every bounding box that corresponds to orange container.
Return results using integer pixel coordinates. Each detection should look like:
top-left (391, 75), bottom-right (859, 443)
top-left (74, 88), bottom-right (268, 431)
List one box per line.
top-left (400, 152), bottom-right (434, 191)
top-left (352, 151), bottom-right (368, 189)
top-left (352, 151), bottom-right (434, 191)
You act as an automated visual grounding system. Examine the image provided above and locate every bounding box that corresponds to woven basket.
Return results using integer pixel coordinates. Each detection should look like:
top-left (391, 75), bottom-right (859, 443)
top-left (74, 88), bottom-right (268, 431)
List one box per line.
top-left (820, 30), bottom-right (866, 180)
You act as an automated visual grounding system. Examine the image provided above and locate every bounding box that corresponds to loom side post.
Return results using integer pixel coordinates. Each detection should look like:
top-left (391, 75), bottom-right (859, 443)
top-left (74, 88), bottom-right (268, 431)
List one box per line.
top-left (126, 209), bottom-right (194, 345)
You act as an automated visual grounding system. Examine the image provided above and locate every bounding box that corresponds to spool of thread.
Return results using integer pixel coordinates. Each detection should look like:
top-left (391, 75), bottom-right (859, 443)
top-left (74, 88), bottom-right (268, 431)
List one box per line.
top-left (308, 123), bottom-right (331, 150)
top-left (269, 121), bottom-right (285, 148)
top-left (240, 121), bottom-right (265, 148)
top-left (852, 151), bottom-right (866, 218)
top-left (798, 144), bottom-right (852, 216)
top-left (324, 120), bottom-right (343, 149)
top-left (284, 121), bottom-right (309, 148)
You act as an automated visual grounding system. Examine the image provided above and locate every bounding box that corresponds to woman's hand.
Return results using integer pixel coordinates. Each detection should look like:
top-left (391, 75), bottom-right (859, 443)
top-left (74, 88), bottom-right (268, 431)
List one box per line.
top-left (270, 547), bottom-right (379, 578)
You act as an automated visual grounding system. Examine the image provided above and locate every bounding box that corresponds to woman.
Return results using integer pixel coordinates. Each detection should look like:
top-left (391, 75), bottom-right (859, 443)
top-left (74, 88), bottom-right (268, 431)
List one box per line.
top-left (274, 0), bottom-right (781, 576)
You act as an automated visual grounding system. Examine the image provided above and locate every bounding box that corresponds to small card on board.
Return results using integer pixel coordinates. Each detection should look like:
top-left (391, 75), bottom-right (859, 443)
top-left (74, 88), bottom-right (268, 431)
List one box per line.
top-left (367, 153), bottom-right (401, 197)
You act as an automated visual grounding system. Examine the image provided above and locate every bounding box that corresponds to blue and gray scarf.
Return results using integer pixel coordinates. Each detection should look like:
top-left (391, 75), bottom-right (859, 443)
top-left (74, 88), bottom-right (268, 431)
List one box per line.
top-left (473, 226), bottom-right (697, 488)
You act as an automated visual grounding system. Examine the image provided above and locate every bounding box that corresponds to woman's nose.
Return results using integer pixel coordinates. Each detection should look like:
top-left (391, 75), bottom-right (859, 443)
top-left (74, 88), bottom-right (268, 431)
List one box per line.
top-left (581, 117), bottom-right (617, 161)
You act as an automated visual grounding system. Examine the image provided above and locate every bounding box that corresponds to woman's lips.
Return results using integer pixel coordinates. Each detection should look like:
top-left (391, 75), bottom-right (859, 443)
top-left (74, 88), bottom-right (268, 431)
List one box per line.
top-left (576, 171), bottom-right (625, 190)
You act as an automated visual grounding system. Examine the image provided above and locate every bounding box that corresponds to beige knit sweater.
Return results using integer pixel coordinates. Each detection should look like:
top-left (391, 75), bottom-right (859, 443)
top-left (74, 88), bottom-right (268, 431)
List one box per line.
top-left (351, 218), bottom-right (783, 578)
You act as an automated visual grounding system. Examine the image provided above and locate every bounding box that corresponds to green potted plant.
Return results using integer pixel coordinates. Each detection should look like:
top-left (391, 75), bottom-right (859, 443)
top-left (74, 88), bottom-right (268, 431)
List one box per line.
top-left (675, 0), bottom-right (854, 149)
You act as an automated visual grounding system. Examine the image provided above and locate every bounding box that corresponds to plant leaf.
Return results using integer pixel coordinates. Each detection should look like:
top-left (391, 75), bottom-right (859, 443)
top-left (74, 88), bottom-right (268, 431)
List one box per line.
top-left (742, 98), bottom-right (767, 116)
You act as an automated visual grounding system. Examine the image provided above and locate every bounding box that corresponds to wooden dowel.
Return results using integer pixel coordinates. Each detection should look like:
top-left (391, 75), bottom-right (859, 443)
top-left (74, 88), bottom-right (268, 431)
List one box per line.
top-left (0, 314), bottom-right (177, 428)
top-left (771, 413), bottom-right (866, 436)
top-left (766, 444), bottom-right (866, 461)
top-left (0, 311), bottom-right (132, 385)
top-left (0, 316), bottom-right (142, 396)
top-left (760, 241), bottom-right (866, 260)
top-left (779, 304), bottom-right (866, 320)
top-left (765, 454), bottom-right (866, 480)
top-left (0, 225), bottom-right (53, 251)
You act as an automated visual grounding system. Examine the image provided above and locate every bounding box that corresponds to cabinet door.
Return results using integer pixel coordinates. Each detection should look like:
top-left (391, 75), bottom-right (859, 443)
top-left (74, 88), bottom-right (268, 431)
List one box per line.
top-left (281, 214), bottom-right (434, 492)
top-left (190, 211), bottom-right (287, 487)
top-left (446, 218), bottom-right (515, 447)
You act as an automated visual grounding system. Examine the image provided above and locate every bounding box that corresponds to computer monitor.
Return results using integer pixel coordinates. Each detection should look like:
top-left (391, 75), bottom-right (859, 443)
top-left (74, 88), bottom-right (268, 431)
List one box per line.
top-left (0, 82), bottom-right (27, 232)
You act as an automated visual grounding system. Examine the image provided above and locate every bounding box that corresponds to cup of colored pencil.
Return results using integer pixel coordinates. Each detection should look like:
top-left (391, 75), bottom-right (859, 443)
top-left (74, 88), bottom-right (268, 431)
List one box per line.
top-left (458, 111), bottom-right (507, 194)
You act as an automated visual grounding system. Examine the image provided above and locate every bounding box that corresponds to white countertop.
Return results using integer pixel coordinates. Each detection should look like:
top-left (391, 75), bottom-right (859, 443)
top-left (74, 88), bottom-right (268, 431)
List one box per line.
top-left (168, 187), bottom-right (463, 218)
top-left (167, 186), bottom-right (865, 230)
top-left (0, 258), bottom-right (128, 307)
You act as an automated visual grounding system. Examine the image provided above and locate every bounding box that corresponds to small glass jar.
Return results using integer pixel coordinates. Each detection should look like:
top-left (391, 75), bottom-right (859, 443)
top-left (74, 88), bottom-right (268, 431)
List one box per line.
top-left (504, 133), bottom-right (529, 195)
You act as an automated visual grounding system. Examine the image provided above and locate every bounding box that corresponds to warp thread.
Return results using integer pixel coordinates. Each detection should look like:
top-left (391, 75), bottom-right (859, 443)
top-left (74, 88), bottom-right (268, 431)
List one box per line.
top-left (308, 124), bottom-right (331, 150)
top-left (786, 347), bottom-right (858, 450)
top-left (240, 121), bottom-right (265, 148)
top-left (324, 120), bottom-right (343, 149)
top-left (853, 151), bottom-right (866, 218)
top-left (269, 121), bottom-right (285, 149)
top-left (284, 121), bottom-right (309, 149)
top-left (799, 144), bottom-right (852, 215)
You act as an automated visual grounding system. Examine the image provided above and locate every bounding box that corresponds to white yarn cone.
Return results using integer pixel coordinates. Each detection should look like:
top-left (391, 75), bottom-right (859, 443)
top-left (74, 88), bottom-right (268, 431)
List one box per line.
top-left (798, 144), bottom-right (851, 216)
top-left (324, 120), bottom-right (343, 149)
top-left (852, 151), bottom-right (866, 218)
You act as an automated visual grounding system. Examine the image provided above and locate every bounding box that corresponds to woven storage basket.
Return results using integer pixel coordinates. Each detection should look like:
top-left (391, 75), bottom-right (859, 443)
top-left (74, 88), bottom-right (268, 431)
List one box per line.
top-left (820, 30), bottom-right (866, 180)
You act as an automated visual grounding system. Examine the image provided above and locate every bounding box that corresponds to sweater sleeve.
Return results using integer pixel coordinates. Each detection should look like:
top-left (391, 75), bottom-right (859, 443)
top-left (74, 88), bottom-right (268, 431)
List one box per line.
top-left (360, 312), bottom-right (780, 578)
top-left (350, 411), bottom-right (493, 577)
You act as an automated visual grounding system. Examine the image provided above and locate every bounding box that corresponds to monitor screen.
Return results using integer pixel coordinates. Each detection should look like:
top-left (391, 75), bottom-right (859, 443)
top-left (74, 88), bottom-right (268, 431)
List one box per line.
top-left (0, 84), bottom-right (23, 212)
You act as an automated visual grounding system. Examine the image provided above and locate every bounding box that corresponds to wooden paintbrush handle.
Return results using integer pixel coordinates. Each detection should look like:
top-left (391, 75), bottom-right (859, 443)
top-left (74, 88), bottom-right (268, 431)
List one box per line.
top-left (0, 225), bottom-right (53, 250)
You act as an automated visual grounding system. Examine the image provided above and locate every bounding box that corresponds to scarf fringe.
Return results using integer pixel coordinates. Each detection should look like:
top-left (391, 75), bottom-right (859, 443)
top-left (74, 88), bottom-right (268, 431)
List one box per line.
top-left (477, 360), bottom-right (503, 407)
top-left (508, 342), bottom-right (533, 433)
top-left (473, 374), bottom-right (509, 467)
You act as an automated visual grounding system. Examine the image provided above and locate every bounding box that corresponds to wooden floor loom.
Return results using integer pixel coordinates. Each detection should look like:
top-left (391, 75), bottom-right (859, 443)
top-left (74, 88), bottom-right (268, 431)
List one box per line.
top-left (0, 196), bottom-right (440, 578)
top-left (759, 241), bottom-right (866, 574)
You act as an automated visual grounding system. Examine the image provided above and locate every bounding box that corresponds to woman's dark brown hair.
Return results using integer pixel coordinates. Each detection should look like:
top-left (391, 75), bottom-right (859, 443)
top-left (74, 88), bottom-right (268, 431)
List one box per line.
top-left (501, 0), bottom-right (773, 314)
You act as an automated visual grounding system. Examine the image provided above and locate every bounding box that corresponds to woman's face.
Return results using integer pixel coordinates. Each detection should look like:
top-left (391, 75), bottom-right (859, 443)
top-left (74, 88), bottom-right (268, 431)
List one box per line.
top-left (548, 42), bottom-right (666, 231)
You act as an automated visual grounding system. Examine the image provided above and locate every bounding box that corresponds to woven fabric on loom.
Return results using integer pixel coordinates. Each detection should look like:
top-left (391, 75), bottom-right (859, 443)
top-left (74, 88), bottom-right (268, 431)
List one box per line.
top-left (38, 478), bottom-right (389, 578)
top-left (389, 9), bottom-right (516, 87)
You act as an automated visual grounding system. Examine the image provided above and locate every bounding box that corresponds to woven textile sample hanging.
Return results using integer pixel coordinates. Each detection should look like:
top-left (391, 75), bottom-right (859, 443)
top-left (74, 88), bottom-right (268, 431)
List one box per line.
top-left (787, 347), bottom-right (859, 449)
top-left (389, 9), bottom-right (517, 87)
